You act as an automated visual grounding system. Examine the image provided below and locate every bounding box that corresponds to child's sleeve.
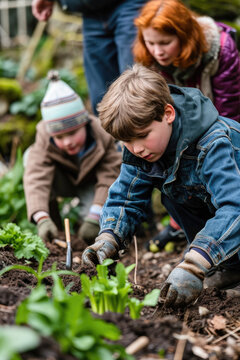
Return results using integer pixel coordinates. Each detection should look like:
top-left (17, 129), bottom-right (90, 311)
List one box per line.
top-left (212, 32), bottom-right (240, 122)
top-left (99, 162), bottom-right (154, 246)
top-left (92, 138), bottom-right (122, 206)
top-left (190, 135), bottom-right (240, 265)
top-left (23, 128), bottom-right (55, 221)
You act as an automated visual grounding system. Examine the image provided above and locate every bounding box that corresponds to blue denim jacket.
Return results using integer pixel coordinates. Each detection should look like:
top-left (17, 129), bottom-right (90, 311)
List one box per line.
top-left (100, 85), bottom-right (240, 266)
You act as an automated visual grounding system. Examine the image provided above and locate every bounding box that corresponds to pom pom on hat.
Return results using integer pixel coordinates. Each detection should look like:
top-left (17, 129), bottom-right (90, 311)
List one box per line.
top-left (41, 70), bottom-right (89, 136)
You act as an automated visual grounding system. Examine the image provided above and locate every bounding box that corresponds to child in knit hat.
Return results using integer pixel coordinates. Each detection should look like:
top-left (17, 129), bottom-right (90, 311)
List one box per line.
top-left (23, 71), bottom-right (121, 246)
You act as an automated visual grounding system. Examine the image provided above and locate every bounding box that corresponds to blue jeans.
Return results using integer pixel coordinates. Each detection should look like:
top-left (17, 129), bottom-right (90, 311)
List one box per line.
top-left (162, 193), bottom-right (240, 269)
top-left (83, 0), bottom-right (146, 114)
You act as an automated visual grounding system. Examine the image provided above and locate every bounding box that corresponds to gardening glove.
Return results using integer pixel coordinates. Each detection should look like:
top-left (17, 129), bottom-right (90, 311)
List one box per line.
top-left (37, 217), bottom-right (58, 242)
top-left (78, 205), bottom-right (102, 245)
top-left (82, 232), bottom-right (120, 268)
top-left (78, 219), bottom-right (100, 245)
top-left (160, 250), bottom-right (211, 306)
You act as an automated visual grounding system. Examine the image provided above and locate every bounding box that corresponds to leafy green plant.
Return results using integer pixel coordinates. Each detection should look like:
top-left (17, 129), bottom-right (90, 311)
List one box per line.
top-left (0, 148), bottom-right (35, 232)
top-left (81, 259), bottom-right (160, 319)
top-left (0, 325), bottom-right (40, 360)
top-left (0, 223), bottom-right (49, 262)
top-left (16, 273), bottom-right (133, 360)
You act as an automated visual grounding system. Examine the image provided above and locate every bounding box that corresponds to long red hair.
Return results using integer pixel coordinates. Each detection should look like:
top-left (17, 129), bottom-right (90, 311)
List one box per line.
top-left (133, 0), bottom-right (208, 68)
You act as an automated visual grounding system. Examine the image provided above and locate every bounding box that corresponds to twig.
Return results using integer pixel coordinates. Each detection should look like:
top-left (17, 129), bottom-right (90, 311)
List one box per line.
top-left (173, 310), bottom-right (189, 360)
top-left (0, 304), bottom-right (16, 313)
top-left (212, 325), bottom-right (240, 344)
top-left (10, 135), bottom-right (20, 168)
top-left (126, 336), bottom-right (149, 355)
top-left (53, 238), bottom-right (67, 248)
top-left (133, 235), bottom-right (138, 285)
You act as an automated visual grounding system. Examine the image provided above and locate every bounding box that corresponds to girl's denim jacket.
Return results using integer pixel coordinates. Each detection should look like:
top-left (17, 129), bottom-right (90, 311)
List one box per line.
top-left (100, 86), bottom-right (240, 267)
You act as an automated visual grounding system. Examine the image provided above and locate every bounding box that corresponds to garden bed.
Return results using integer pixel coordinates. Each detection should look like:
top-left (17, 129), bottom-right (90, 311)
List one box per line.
top-left (0, 232), bottom-right (240, 360)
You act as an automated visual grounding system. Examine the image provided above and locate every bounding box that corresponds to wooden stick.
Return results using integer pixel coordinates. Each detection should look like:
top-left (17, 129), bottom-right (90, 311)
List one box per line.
top-left (173, 310), bottom-right (189, 360)
top-left (212, 325), bottom-right (240, 344)
top-left (126, 336), bottom-right (149, 355)
top-left (133, 235), bottom-right (138, 285)
top-left (64, 218), bottom-right (71, 244)
top-left (53, 239), bottom-right (67, 248)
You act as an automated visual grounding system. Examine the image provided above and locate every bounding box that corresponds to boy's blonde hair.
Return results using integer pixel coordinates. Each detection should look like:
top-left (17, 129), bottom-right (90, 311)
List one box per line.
top-left (97, 64), bottom-right (174, 141)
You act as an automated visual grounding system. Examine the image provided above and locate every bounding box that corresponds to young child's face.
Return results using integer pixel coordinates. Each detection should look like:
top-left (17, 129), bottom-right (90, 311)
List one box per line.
top-left (53, 126), bottom-right (87, 155)
top-left (124, 105), bottom-right (174, 162)
top-left (142, 27), bottom-right (181, 67)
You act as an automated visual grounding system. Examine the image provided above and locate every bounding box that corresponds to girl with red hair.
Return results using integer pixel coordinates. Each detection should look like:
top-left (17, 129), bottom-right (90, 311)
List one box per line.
top-left (134, 0), bottom-right (240, 251)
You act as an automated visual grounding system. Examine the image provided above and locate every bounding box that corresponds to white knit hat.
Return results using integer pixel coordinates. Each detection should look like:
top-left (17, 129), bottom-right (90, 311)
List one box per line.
top-left (41, 70), bottom-right (89, 136)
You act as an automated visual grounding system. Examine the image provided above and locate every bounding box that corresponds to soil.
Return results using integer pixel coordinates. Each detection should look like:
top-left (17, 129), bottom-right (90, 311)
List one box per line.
top-left (0, 232), bottom-right (240, 360)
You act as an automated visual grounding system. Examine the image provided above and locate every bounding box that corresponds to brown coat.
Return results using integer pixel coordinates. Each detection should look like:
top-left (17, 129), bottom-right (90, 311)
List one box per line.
top-left (24, 115), bottom-right (122, 221)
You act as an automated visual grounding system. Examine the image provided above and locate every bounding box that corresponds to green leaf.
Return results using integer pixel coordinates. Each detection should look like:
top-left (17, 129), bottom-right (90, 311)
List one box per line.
top-left (72, 336), bottom-right (95, 351)
top-left (142, 289), bottom-right (160, 306)
top-left (0, 326), bottom-right (40, 360)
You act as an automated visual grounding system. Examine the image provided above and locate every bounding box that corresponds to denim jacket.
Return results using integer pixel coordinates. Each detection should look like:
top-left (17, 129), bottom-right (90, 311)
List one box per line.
top-left (100, 85), bottom-right (240, 267)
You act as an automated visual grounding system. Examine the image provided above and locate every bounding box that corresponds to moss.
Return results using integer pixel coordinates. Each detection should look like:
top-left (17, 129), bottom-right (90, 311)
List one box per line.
top-left (73, 65), bottom-right (89, 101)
top-left (31, 37), bottom-right (56, 79)
top-left (0, 78), bottom-right (22, 102)
top-left (0, 114), bottom-right (39, 156)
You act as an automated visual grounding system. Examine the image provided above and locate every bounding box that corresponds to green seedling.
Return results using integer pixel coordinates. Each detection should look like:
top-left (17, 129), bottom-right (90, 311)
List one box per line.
top-left (81, 259), bottom-right (160, 319)
top-left (0, 258), bottom-right (77, 287)
top-left (0, 223), bottom-right (49, 262)
top-left (16, 273), bottom-right (133, 360)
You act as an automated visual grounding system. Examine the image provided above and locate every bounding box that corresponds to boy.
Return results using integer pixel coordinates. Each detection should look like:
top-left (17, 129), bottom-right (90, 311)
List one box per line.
top-left (24, 71), bottom-right (121, 246)
top-left (82, 64), bottom-right (240, 306)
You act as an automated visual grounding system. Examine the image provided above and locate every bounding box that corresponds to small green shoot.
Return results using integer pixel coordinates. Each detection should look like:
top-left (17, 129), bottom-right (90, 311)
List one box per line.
top-left (81, 259), bottom-right (160, 319)
top-left (16, 273), bottom-right (133, 360)
top-left (0, 259), bottom-right (78, 287)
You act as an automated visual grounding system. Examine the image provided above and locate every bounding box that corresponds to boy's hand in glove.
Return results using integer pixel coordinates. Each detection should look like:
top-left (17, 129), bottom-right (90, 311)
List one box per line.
top-left (37, 217), bottom-right (58, 242)
top-left (82, 232), bottom-right (119, 267)
top-left (160, 250), bottom-right (211, 306)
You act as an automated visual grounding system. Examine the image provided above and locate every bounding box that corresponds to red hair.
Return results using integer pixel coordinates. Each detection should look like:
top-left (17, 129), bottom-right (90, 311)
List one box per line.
top-left (133, 0), bottom-right (208, 68)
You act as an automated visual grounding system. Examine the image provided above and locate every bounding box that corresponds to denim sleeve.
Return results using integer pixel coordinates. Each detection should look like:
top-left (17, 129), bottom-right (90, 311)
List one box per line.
top-left (191, 137), bottom-right (240, 265)
top-left (99, 163), bottom-right (154, 246)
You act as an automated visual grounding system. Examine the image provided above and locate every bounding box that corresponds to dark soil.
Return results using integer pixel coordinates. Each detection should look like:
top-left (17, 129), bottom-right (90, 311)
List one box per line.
top-left (0, 232), bottom-right (240, 360)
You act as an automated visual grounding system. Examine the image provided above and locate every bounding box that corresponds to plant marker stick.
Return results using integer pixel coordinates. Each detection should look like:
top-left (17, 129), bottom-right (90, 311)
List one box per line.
top-left (64, 218), bottom-right (72, 270)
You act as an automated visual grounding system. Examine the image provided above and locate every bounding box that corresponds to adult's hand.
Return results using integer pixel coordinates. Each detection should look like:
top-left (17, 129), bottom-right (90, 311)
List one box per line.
top-left (32, 0), bottom-right (54, 21)
top-left (160, 250), bottom-right (211, 306)
top-left (82, 232), bottom-right (119, 267)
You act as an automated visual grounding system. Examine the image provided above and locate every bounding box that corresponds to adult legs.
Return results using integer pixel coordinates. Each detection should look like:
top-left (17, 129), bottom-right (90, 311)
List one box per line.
top-left (82, 14), bottom-right (120, 115)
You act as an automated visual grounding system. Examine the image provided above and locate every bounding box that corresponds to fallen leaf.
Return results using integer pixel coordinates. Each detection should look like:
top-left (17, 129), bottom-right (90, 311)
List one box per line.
top-left (210, 315), bottom-right (227, 330)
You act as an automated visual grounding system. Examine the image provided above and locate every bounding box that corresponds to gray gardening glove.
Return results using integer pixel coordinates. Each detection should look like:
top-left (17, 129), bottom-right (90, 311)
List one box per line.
top-left (37, 217), bottom-right (58, 242)
top-left (160, 250), bottom-right (211, 306)
top-left (78, 218), bottom-right (100, 245)
top-left (82, 232), bottom-right (120, 268)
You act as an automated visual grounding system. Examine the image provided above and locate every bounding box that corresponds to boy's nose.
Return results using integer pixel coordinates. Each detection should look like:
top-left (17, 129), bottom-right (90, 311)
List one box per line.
top-left (133, 143), bottom-right (144, 155)
top-left (63, 136), bottom-right (71, 146)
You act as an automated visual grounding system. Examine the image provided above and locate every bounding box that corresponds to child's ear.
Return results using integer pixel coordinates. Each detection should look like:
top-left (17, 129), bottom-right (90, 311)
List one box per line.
top-left (164, 104), bottom-right (175, 124)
